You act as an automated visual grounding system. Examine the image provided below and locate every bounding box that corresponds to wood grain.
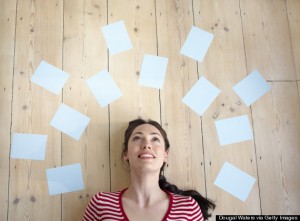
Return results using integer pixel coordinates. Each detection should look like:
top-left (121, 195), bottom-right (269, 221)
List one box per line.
top-left (62, 0), bottom-right (110, 220)
top-left (108, 0), bottom-right (160, 191)
top-left (156, 0), bottom-right (205, 193)
top-left (0, 0), bottom-right (16, 220)
top-left (286, 0), bottom-right (300, 80)
top-left (252, 82), bottom-right (300, 214)
top-left (194, 0), bottom-right (261, 216)
top-left (9, 0), bottom-right (63, 220)
top-left (240, 0), bottom-right (296, 81)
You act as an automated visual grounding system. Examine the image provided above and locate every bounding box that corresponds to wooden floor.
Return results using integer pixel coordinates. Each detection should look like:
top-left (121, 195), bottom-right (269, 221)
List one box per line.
top-left (1, 0), bottom-right (299, 220)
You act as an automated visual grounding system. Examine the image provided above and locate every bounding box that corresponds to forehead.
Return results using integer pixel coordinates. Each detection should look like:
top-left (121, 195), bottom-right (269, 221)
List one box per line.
top-left (131, 124), bottom-right (162, 136)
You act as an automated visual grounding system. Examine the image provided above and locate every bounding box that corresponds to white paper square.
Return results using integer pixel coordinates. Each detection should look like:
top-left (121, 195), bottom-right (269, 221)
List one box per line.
top-left (180, 26), bottom-right (214, 62)
top-left (86, 70), bottom-right (123, 107)
top-left (101, 20), bottom-right (132, 55)
top-left (233, 70), bottom-right (271, 106)
top-left (10, 133), bottom-right (47, 160)
top-left (50, 104), bottom-right (91, 140)
top-left (46, 163), bottom-right (84, 195)
top-left (138, 54), bottom-right (168, 89)
top-left (215, 115), bottom-right (253, 146)
top-left (31, 60), bottom-right (69, 95)
top-left (214, 162), bottom-right (256, 201)
top-left (182, 76), bottom-right (220, 116)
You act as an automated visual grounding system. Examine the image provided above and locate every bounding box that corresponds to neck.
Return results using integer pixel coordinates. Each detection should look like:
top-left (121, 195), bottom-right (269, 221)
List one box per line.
top-left (124, 170), bottom-right (165, 208)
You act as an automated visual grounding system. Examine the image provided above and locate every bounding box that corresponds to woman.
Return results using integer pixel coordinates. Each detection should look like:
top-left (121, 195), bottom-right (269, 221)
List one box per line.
top-left (83, 118), bottom-right (215, 221)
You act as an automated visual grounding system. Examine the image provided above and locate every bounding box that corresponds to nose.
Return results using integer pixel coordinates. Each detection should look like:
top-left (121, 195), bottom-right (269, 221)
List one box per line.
top-left (142, 145), bottom-right (151, 149)
top-left (141, 139), bottom-right (151, 149)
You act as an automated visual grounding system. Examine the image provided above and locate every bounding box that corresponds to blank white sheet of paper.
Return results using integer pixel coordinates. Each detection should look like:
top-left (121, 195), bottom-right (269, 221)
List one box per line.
top-left (233, 70), bottom-right (271, 106)
top-left (46, 163), bottom-right (84, 195)
top-left (10, 133), bottom-right (47, 160)
top-left (214, 161), bottom-right (256, 201)
top-left (180, 26), bottom-right (214, 62)
top-left (215, 115), bottom-right (253, 146)
top-left (101, 20), bottom-right (132, 55)
top-left (138, 54), bottom-right (168, 89)
top-left (50, 103), bottom-right (91, 141)
top-left (182, 76), bottom-right (220, 116)
top-left (86, 70), bottom-right (123, 107)
top-left (31, 60), bottom-right (69, 95)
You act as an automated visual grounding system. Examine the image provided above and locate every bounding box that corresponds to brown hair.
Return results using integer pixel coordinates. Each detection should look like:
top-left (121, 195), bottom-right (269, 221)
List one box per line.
top-left (121, 118), bottom-right (216, 220)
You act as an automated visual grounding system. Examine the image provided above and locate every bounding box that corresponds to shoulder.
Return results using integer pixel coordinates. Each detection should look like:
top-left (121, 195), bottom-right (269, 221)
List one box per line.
top-left (171, 192), bottom-right (197, 205)
top-left (168, 193), bottom-right (204, 221)
top-left (83, 190), bottom-right (125, 220)
top-left (90, 190), bottom-right (122, 205)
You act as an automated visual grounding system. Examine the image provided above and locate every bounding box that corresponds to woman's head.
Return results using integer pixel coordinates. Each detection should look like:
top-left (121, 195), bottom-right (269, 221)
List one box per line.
top-left (122, 118), bottom-right (170, 174)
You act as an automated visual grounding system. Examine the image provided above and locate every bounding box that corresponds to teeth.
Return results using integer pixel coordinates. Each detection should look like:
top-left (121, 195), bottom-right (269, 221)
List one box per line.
top-left (139, 154), bottom-right (154, 158)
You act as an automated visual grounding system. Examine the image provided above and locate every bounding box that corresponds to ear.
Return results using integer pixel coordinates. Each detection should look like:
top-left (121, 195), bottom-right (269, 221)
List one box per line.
top-left (163, 149), bottom-right (169, 163)
top-left (123, 151), bottom-right (129, 161)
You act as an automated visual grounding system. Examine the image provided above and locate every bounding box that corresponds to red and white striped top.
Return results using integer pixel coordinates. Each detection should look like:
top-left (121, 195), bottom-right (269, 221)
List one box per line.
top-left (83, 189), bottom-right (204, 221)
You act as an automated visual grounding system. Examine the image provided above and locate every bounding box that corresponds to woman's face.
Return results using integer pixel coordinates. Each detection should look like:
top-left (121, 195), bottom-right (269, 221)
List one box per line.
top-left (124, 124), bottom-right (168, 174)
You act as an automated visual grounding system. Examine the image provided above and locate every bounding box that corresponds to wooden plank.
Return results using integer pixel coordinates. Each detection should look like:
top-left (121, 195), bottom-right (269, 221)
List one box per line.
top-left (240, 0), bottom-right (296, 81)
top-left (155, 0), bottom-right (205, 193)
top-left (9, 0), bottom-right (63, 220)
top-left (252, 82), bottom-right (300, 214)
top-left (194, 0), bottom-right (261, 216)
top-left (62, 0), bottom-right (110, 220)
top-left (286, 0), bottom-right (300, 80)
top-left (0, 0), bottom-right (17, 220)
top-left (108, 0), bottom-right (160, 191)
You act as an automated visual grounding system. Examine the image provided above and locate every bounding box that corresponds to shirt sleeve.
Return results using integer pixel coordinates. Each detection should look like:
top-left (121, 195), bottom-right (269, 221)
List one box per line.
top-left (82, 193), bottom-right (100, 221)
top-left (190, 197), bottom-right (204, 221)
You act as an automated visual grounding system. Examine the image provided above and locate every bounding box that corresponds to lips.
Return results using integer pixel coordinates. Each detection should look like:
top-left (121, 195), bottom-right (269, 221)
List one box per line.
top-left (138, 153), bottom-right (156, 159)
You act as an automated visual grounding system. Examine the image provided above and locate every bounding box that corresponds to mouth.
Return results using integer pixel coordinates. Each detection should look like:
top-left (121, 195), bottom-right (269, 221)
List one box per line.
top-left (138, 153), bottom-right (156, 159)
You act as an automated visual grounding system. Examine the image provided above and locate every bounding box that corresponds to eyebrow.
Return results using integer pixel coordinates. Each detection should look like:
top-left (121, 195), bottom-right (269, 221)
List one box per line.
top-left (132, 132), bottom-right (161, 137)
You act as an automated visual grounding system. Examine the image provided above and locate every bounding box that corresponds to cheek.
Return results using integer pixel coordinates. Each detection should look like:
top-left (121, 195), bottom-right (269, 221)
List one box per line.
top-left (124, 144), bottom-right (139, 159)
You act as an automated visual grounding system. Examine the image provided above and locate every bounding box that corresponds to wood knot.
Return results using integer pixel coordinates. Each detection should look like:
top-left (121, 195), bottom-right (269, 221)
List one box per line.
top-left (13, 198), bottom-right (20, 204)
top-left (212, 112), bottom-right (219, 119)
top-left (30, 196), bottom-right (36, 202)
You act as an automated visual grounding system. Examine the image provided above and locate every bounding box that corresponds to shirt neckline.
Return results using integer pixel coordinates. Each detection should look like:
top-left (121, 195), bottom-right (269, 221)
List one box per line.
top-left (119, 188), bottom-right (173, 221)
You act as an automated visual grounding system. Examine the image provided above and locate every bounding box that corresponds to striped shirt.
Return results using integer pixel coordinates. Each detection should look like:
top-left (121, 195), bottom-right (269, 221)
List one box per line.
top-left (83, 189), bottom-right (204, 221)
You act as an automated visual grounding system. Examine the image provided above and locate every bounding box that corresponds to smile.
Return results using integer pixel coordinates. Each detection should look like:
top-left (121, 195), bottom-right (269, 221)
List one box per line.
top-left (138, 154), bottom-right (156, 159)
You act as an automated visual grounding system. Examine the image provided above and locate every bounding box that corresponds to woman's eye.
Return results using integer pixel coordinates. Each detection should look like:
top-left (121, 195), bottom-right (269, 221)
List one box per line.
top-left (152, 137), bottom-right (160, 142)
top-left (132, 136), bottom-right (142, 141)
